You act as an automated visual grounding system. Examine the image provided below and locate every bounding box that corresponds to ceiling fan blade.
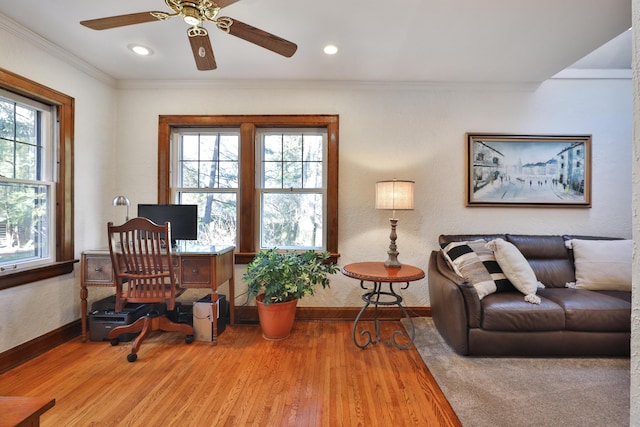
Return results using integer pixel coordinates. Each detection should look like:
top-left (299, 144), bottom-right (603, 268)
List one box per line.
top-left (188, 29), bottom-right (217, 71)
top-left (80, 11), bottom-right (167, 30)
top-left (223, 18), bottom-right (297, 58)
top-left (215, 0), bottom-right (241, 8)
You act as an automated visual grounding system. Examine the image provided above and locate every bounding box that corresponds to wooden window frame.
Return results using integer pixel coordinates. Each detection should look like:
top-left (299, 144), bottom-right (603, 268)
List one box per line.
top-left (158, 115), bottom-right (339, 264)
top-left (0, 68), bottom-right (75, 290)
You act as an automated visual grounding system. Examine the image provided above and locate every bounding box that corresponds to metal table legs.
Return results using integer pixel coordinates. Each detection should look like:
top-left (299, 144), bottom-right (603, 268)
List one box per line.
top-left (352, 280), bottom-right (415, 349)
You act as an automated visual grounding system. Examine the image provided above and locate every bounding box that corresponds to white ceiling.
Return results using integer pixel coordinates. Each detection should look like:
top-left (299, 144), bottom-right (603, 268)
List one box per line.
top-left (0, 0), bottom-right (632, 83)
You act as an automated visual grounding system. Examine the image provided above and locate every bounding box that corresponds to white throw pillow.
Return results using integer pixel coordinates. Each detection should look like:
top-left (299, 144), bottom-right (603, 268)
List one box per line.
top-left (569, 239), bottom-right (632, 291)
top-left (485, 238), bottom-right (544, 304)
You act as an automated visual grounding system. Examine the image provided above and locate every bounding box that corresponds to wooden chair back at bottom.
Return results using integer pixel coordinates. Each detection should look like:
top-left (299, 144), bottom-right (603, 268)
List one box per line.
top-left (107, 217), bottom-right (182, 312)
top-left (106, 217), bottom-right (194, 362)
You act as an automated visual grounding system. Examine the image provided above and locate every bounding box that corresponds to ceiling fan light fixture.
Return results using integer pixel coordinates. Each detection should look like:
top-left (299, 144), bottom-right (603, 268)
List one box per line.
top-left (128, 44), bottom-right (153, 56)
top-left (183, 6), bottom-right (202, 26)
top-left (80, 1), bottom-right (298, 71)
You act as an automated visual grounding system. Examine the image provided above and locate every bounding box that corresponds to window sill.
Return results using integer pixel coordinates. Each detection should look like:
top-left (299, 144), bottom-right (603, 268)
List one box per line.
top-left (0, 260), bottom-right (78, 291)
top-left (235, 252), bottom-right (340, 265)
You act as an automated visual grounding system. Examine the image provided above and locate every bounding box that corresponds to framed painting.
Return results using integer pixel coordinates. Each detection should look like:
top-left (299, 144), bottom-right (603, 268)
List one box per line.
top-left (466, 133), bottom-right (592, 207)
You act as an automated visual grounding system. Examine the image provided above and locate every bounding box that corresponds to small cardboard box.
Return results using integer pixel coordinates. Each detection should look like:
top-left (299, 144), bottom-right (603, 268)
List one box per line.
top-left (192, 294), bottom-right (227, 342)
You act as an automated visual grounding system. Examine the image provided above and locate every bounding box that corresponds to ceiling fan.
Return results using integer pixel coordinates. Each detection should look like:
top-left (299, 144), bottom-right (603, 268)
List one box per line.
top-left (80, 0), bottom-right (297, 71)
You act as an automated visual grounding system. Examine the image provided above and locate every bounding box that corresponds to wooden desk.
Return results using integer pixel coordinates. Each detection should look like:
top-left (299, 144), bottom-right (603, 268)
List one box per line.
top-left (0, 396), bottom-right (55, 427)
top-left (80, 246), bottom-right (235, 345)
top-left (342, 262), bottom-right (425, 350)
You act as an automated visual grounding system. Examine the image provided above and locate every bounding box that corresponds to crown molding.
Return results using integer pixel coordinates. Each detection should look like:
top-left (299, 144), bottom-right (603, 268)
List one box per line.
top-left (0, 13), bottom-right (115, 87)
top-left (115, 78), bottom-right (541, 92)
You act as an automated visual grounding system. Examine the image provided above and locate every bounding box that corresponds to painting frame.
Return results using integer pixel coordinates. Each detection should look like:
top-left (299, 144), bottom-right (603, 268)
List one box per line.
top-left (466, 133), bottom-right (592, 207)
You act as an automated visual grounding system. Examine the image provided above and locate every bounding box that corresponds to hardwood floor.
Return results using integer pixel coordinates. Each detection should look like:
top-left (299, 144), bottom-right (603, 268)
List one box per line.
top-left (0, 320), bottom-right (460, 426)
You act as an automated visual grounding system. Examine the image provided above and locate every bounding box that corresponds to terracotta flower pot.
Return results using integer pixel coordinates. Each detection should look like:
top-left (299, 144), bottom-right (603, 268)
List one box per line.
top-left (255, 294), bottom-right (298, 340)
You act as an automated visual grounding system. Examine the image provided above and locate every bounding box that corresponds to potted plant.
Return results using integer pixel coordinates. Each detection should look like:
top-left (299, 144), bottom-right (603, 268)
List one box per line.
top-left (243, 248), bottom-right (338, 340)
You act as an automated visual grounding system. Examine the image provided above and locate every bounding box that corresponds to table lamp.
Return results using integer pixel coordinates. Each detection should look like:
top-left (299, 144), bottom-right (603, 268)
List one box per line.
top-left (375, 180), bottom-right (415, 267)
top-left (112, 195), bottom-right (130, 222)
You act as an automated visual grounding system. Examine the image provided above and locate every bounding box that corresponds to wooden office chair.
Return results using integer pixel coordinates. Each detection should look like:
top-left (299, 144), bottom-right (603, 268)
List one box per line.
top-left (107, 217), bottom-right (194, 362)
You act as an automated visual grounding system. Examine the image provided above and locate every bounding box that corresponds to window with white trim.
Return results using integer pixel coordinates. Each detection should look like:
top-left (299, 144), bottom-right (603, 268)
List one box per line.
top-left (172, 128), bottom-right (239, 247)
top-left (257, 128), bottom-right (326, 249)
top-left (0, 89), bottom-right (55, 271)
top-left (159, 114), bottom-right (339, 263)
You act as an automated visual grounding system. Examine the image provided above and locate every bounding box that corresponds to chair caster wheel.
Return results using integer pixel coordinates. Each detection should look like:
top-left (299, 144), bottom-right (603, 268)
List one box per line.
top-left (110, 339), bottom-right (119, 346)
top-left (127, 353), bottom-right (137, 362)
top-left (186, 335), bottom-right (194, 344)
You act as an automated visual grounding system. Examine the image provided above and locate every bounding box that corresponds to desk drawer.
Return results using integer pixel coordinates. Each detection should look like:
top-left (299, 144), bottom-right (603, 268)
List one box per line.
top-left (84, 255), bottom-right (113, 284)
top-left (181, 257), bottom-right (211, 286)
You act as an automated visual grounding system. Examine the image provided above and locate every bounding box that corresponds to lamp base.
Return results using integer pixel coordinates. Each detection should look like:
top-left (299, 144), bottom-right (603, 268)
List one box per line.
top-left (384, 218), bottom-right (402, 268)
top-left (384, 253), bottom-right (401, 268)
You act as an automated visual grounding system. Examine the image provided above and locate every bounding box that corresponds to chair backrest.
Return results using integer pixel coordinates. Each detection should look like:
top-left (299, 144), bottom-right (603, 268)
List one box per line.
top-left (107, 217), bottom-right (179, 311)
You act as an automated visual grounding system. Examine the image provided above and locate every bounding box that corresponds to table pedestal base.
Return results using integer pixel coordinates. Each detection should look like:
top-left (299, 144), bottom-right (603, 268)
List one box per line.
top-left (352, 281), bottom-right (415, 350)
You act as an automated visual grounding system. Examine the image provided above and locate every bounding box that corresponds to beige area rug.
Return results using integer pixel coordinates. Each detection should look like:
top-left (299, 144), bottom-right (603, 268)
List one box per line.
top-left (402, 317), bottom-right (630, 427)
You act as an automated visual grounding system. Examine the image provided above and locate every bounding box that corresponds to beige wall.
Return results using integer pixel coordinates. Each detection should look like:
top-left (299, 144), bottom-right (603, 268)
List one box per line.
top-left (113, 79), bottom-right (632, 309)
top-left (0, 17), bottom-right (118, 352)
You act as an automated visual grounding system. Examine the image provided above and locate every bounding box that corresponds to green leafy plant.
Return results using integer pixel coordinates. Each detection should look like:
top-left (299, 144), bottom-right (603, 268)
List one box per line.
top-left (244, 248), bottom-right (339, 305)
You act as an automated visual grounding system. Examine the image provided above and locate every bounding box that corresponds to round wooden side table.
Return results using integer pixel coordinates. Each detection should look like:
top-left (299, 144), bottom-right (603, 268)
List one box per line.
top-left (342, 262), bottom-right (425, 349)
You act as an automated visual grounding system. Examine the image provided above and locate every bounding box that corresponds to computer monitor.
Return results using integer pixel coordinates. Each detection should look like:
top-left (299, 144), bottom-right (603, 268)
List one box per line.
top-left (137, 204), bottom-right (198, 247)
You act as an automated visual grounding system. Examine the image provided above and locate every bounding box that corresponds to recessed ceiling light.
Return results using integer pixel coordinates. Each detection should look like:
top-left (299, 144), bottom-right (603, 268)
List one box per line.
top-left (323, 44), bottom-right (338, 55)
top-left (128, 44), bottom-right (153, 56)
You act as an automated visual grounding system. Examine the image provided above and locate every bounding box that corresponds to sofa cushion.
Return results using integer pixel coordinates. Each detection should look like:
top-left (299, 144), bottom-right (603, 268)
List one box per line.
top-left (507, 235), bottom-right (575, 287)
top-left (480, 292), bottom-right (565, 332)
top-left (486, 238), bottom-right (544, 304)
top-left (568, 239), bottom-right (632, 292)
top-left (441, 239), bottom-right (514, 299)
top-left (439, 234), bottom-right (507, 248)
top-left (537, 288), bottom-right (631, 332)
top-left (595, 290), bottom-right (632, 303)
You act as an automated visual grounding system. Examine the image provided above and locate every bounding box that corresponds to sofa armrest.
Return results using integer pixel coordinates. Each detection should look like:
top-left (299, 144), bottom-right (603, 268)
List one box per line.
top-left (428, 250), bottom-right (482, 355)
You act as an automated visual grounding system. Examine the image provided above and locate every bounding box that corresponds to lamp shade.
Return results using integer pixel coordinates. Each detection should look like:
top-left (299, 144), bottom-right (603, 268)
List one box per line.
top-left (375, 180), bottom-right (415, 211)
top-left (112, 195), bottom-right (131, 222)
top-left (112, 195), bottom-right (130, 207)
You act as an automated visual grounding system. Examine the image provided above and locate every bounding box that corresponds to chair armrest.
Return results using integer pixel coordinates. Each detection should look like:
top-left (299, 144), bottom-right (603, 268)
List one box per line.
top-left (428, 250), bottom-right (482, 355)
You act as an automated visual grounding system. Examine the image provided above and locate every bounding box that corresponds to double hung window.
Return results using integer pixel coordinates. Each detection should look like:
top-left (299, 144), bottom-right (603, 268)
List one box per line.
top-left (159, 115), bottom-right (338, 263)
top-left (173, 129), bottom-right (239, 247)
top-left (0, 90), bottom-right (55, 270)
top-left (0, 69), bottom-right (74, 288)
top-left (258, 129), bottom-right (326, 249)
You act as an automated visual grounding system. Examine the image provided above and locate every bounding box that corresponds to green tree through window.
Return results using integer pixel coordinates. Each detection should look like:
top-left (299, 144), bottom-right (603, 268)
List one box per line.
top-left (259, 130), bottom-right (326, 249)
top-left (159, 115), bottom-right (339, 263)
top-left (0, 68), bottom-right (74, 289)
top-left (0, 92), bottom-right (52, 269)
top-left (175, 130), bottom-right (239, 247)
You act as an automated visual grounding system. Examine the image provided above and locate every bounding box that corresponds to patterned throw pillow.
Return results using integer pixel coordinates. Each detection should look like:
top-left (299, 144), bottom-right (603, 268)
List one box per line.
top-left (441, 239), bottom-right (514, 299)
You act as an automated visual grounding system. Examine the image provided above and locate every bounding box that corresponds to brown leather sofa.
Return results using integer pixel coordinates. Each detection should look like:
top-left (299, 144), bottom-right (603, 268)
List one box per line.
top-left (428, 234), bottom-right (631, 356)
